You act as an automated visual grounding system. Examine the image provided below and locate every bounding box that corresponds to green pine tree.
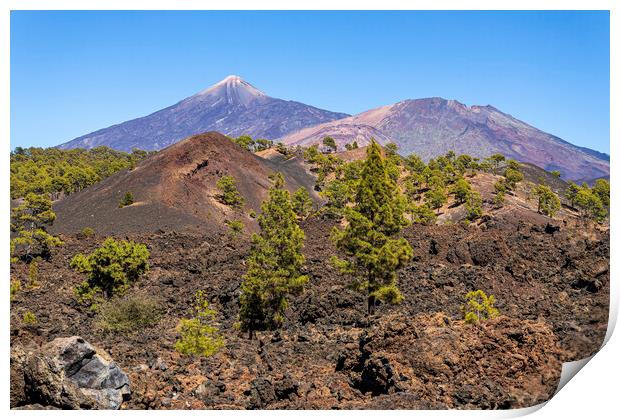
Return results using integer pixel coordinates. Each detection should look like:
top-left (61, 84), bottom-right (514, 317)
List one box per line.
top-left (292, 187), bottom-right (313, 220)
top-left (465, 190), bottom-right (483, 221)
top-left (238, 173), bottom-right (308, 338)
top-left (532, 184), bottom-right (561, 217)
top-left (425, 187), bottom-right (447, 214)
top-left (331, 140), bottom-right (413, 315)
top-left (462, 290), bottom-right (500, 324)
top-left (323, 136), bottom-right (337, 152)
top-left (216, 175), bottom-right (245, 208)
top-left (10, 193), bottom-right (63, 260)
top-left (450, 178), bottom-right (472, 205)
top-left (175, 290), bottom-right (225, 357)
top-left (566, 181), bottom-right (580, 208)
top-left (71, 237), bottom-right (150, 305)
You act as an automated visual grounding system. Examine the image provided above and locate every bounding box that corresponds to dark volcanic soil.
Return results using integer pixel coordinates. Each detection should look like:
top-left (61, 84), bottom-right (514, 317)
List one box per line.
top-left (51, 132), bottom-right (318, 236)
top-left (10, 211), bottom-right (609, 409)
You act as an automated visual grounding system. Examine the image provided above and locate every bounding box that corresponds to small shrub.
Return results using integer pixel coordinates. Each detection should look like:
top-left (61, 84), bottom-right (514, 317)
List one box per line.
top-left (81, 227), bottom-right (95, 237)
top-left (216, 176), bottom-right (244, 208)
top-left (10, 280), bottom-right (21, 302)
top-left (95, 295), bottom-right (163, 332)
top-left (462, 290), bottom-right (500, 324)
top-left (71, 237), bottom-right (150, 305)
top-left (493, 181), bottom-right (506, 208)
top-left (175, 290), bottom-right (224, 357)
top-left (22, 311), bottom-right (38, 325)
top-left (249, 209), bottom-right (256, 218)
top-left (119, 192), bottom-right (134, 208)
top-left (27, 259), bottom-right (40, 288)
top-left (225, 219), bottom-right (244, 237)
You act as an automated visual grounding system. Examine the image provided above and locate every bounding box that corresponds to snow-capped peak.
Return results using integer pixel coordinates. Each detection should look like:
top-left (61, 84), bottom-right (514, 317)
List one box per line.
top-left (195, 75), bottom-right (268, 106)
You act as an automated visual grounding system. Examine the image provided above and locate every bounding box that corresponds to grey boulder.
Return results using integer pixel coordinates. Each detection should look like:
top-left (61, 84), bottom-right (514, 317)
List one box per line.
top-left (12, 336), bottom-right (131, 410)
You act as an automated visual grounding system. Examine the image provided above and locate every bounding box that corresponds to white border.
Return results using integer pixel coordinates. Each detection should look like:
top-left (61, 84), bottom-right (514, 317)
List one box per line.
top-left (1, 2), bottom-right (616, 419)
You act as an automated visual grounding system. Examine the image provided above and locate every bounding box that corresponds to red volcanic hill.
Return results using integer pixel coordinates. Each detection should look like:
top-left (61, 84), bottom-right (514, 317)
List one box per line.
top-left (51, 132), bottom-right (317, 235)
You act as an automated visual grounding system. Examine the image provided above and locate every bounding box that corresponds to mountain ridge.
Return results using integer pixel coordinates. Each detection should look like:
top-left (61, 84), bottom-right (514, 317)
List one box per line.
top-left (281, 97), bottom-right (609, 182)
top-left (58, 76), bottom-right (349, 152)
top-left (57, 76), bottom-right (608, 182)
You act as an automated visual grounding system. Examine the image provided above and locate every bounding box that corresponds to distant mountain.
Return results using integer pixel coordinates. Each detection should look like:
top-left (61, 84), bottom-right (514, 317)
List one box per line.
top-left (282, 98), bottom-right (609, 183)
top-left (58, 75), bottom-right (349, 152)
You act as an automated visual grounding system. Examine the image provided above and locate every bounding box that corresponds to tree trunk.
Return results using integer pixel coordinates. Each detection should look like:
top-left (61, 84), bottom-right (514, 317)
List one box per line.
top-left (367, 295), bottom-right (375, 315)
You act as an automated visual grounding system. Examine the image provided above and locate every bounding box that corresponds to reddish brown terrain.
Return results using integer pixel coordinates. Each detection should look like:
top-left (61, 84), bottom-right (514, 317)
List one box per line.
top-left (10, 214), bottom-right (609, 409)
top-left (10, 135), bottom-right (609, 410)
top-left (51, 132), bottom-right (318, 235)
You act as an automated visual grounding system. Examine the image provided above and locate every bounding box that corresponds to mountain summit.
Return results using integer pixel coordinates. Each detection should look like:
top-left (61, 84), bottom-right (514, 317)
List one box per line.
top-left (282, 97), bottom-right (609, 182)
top-left (58, 76), bottom-right (349, 151)
top-left (193, 75), bottom-right (267, 106)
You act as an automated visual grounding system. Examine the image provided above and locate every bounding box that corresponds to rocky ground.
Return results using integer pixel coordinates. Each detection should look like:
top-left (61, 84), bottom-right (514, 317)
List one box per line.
top-left (10, 209), bottom-right (609, 410)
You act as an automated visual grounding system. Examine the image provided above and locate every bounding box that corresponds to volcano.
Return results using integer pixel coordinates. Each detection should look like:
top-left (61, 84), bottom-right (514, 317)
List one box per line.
top-left (282, 98), bottom-right (609, 183)
top-left (58, 75), bottom-right (349, 152)
top-left (52, 132), bottom-right (317, 235)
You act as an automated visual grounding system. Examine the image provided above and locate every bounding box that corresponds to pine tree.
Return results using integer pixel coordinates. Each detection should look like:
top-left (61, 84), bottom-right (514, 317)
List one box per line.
top-left (592, 179), bottom-right (610, 209)
top-left (450, 178), bottom-right (472, 205)
top-left (233, 135), bottom-right (255, 151)
top-left (493, 181), bottom-right (507, 208)
top-left (323, 136), bottom-right (337, 152)
top-left (410, 203), bottom-right (437, 225)
top-left (465, 190), bottom-right (483, 221)
top-left (331, 140), bottom-right (413, 315)
top-left (486, 153), bottom-right (506, 175)
top-left (461, 290), bottom-right (500, 324)
top-left (238, 173), bottom-right (308, 338)
top-left (216, 175), bottom-right (244, 208)
top-left (503, 164), bottom-right (524, 191)
top-left (71, 237), bottom-right (150, 304)
top-left (292, 187), bottom-right (313, 219)
top-left (532, 184), bottom-right (561, 217)
top-left (566, 181), bottom-right (580, 208)
top-left (175, 290), bottom-right (225, 357)
top-left (10, 193), bottom-right (63, 260)
top-left (574, 186), bottom-right (606, 221)
top-left (425, 187), bottom-right (447, 214)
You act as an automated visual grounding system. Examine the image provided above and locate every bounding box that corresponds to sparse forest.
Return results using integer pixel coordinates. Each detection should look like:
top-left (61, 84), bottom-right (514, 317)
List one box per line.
top-left (9, 133), bottom-right (610, 410)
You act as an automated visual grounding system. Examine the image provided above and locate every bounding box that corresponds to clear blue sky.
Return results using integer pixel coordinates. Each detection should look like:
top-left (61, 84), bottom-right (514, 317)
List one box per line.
top-left (10, 10), bottom-right (610, 153)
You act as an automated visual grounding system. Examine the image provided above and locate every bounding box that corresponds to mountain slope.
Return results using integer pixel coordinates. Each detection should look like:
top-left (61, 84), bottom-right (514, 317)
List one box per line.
top-left (58, 76), bottom-right (349, 152)
top-left (282, 98), bottom-right (609, 182)
top-left (52, 132), bottom-right (318, 235)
